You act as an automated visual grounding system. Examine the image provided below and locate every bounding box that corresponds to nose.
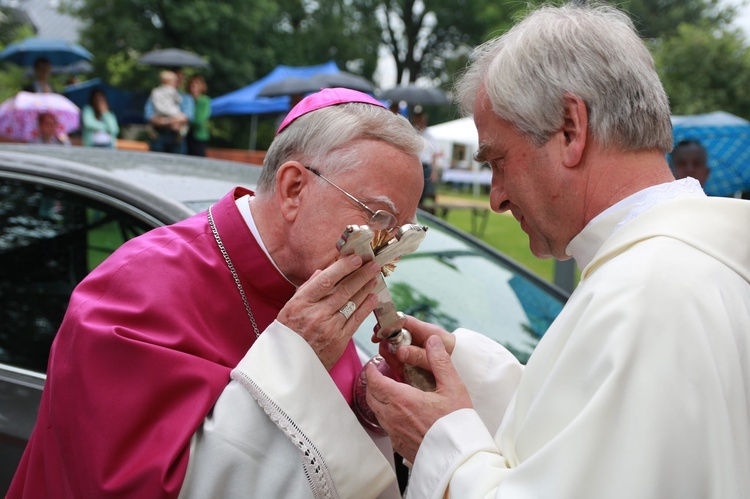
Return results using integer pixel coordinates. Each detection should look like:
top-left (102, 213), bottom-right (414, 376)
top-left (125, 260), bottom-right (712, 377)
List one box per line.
top-left (489, 174), bottom-right (510, 213)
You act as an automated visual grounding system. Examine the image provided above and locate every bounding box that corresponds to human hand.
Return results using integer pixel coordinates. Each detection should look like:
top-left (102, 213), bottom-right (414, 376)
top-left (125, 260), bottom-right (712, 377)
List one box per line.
top-left (373, 315), bottom-right (456, 375)
top-left (365, 335), bottom-right (472, 462)
top-left (277, 255), bottom-right (382, 370)
top-left (151, 116), bottom-right (169, 128)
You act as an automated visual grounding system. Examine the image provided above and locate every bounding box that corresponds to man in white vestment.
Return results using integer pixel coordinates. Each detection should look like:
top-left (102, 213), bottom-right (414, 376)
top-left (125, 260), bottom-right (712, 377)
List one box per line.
top-left (364, 4), bottom-right (750, 499)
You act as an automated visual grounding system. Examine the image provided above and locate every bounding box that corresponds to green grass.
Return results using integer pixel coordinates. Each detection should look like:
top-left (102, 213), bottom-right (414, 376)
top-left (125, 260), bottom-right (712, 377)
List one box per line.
top-left (432, 187), bottom-right (576, 285)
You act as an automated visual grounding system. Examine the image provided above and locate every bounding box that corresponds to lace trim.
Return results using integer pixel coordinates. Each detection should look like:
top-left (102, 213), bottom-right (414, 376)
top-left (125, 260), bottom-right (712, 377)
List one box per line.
top-left (231, 369), bottom-right (340, 499)
top-left (614, 178), bottom-right (705, 232)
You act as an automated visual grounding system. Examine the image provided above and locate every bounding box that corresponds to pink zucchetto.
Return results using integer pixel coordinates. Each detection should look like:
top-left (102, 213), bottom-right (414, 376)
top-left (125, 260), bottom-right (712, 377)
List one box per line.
top-left (276, 87), bottom-right (385, 135)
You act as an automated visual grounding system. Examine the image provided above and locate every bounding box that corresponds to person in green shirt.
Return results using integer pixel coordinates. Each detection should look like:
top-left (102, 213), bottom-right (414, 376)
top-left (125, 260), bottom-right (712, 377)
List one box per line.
top-left (186, 75), bottom-right (211, 157)
top-left (81, 88), bottom-right (120, 148)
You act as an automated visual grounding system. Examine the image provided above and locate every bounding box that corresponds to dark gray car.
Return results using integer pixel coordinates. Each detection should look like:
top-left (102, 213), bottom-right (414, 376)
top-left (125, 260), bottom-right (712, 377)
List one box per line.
top-left (0, 144), bottom-right (568, 492)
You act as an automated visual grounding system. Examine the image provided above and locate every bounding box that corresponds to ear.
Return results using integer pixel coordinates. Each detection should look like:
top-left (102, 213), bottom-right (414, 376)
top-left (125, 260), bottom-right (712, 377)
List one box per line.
top-left (275, 161), bottom-right (307, 222)
top-left (560, 93), bottom-right (588, 168)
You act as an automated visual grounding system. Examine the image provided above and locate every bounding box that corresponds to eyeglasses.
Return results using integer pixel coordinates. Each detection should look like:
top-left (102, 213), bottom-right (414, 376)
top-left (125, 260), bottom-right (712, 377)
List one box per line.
top-left (305, 166), bottom-right (398, 231)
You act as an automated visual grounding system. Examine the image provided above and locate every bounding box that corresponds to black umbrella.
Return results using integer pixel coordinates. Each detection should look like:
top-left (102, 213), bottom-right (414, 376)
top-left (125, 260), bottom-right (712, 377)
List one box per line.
top-left (137, 48), bottom-right (209, 68)
top-left (378, 84), bottom-right (450, 106)
top-left (258, 72), bottom-right (374, 97)
top-left (315, 73), bottom-right (374, 93)
top-left (256, 77), bottom-right (313, 97)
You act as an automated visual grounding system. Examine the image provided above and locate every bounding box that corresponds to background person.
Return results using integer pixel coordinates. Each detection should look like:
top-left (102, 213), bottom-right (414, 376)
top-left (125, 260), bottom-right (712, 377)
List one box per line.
top-left (186, 74), bottom-right (211, 156)
top-left (365, 4), bottom-right (750, 498)
top-left (23, 57), bottom-right (55, 93)
top-left (32, 112), bottom-right (70, 145)
top-left (150, 70), bottom-right (188, 134)
top-left (9, 88), bottom-right (425, 498)
top-left (144, 68), bottom-right (194, 154)
top-left (81, 88), bottom-right (119, 148)
top-left (670, 138), bottom-right (710, 187)
top-left (411, 105), bottom-right (439, 212)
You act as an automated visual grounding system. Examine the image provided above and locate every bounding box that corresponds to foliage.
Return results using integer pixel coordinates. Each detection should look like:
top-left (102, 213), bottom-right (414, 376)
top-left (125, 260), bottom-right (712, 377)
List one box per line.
top-left (0, 10), bottom-right (35, 102)
top-left (63, 0), bottom-right (384, 148)
top-left (377, 0), bottom-right (531, 86)
top-left (652, 22), bottom-right (750, 119)
top-left (268, 0), bottom-right (383, 78)
top-left (619, 0), bottom-right (735, 39)
top-left (64, 0), bottom-right (282, 96)
top-left (64, 0), bottom-right (383, 96)
top-left (0, 6), bottom-right (29, 46)
top-left (49, 0), bottom-right (750, 147)
top-left (459, 1), bottom-right (750, 124)
top-left (372, 0), bottom-right (741, 94)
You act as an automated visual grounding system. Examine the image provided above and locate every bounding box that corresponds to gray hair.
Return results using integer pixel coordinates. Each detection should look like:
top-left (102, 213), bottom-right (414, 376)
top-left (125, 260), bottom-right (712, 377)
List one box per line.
top-left (257, 103), bottom-right (424, 192)
top-left (455, 3), bottom-right (673, 153)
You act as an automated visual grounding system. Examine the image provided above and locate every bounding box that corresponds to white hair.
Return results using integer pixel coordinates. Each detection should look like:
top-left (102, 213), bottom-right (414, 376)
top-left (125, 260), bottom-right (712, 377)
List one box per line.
top-left (455, 2), bottom-right (673, 153)
top-left (257, 103), bottom-right (424, 192)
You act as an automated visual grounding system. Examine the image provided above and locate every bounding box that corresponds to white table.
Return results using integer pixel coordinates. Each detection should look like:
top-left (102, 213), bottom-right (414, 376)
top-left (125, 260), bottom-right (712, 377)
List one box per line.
top-left (441, 169), bottom-right (492, 185)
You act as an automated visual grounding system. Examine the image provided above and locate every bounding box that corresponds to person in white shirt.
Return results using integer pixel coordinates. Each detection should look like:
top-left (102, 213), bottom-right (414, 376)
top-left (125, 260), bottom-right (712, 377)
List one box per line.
top-left (365, 4), bottom-right (750, 499)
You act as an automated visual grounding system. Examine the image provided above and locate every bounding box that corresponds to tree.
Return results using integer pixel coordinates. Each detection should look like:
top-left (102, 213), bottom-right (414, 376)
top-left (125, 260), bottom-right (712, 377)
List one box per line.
top-left (614, 0), bottom-right (750, 119)
top-left (377, 0), bottom-right (529, 86)
top-left (651, 22), bottom-right (750, 119)
top-left (267, 0), bottom-right (383, 78)
top-left (461, 0), bottom-right (750, 121)
top-left (66, 0), bottom-right (383, 96)
top-left (0, 8), bottom-right (36, 101)
top-left (65, 0), bottom-right (283, 96)
top-left (619, 0), bottom-right (735, 39)
top-left (65, 0), bottom-right (384, 148)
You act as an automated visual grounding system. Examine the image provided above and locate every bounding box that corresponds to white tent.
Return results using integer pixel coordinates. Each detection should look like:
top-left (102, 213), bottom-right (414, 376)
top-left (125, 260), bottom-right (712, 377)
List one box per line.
top-left (427, 117), bottom-right (479, 170)
top-left (427, 117), bottom-right (489, 195)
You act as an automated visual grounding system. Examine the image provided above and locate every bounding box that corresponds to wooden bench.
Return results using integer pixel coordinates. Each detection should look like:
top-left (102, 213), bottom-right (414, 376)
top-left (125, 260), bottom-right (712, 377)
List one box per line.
top-left (116, 139), bottom-right (149, 151)
top-left (114, 141), bottom-right (267, 164)
top-left (424, 196), bottom-right (491, 237)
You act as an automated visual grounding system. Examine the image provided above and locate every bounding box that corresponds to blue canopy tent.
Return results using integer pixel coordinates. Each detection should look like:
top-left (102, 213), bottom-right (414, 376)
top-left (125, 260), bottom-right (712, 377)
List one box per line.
top-left (211, 60), bottom-right (340, 116)
top-left (211, 61), bottom-right (345, 149)
top-left (671, 111), bottom-right (750, 197)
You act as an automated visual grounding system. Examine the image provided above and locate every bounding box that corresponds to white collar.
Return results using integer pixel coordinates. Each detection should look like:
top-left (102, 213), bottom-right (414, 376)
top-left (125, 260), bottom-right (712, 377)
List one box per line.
top-left (566, 178), bottom-right (706, 269)
top-left (235, 194), bottom-right (295, 286)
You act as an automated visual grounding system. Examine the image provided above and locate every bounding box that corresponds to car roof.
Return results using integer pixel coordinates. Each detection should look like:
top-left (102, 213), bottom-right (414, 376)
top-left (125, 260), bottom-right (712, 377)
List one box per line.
top-left (0, 144), bottom-right (262, 224)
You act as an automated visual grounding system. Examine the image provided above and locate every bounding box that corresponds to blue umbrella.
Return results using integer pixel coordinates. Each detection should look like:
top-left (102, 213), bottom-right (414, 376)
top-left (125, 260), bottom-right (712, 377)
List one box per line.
top-left (0, 37), bottom-right (93, 67)
top-left (26, 60), bottom-right (93, 77)
top-left (671, 111), bottom-right (750, 197)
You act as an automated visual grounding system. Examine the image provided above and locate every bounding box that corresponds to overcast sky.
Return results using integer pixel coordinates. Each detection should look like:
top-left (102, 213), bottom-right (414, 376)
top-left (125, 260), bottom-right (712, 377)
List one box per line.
top-left (726, 0), bottom-right (750, 36)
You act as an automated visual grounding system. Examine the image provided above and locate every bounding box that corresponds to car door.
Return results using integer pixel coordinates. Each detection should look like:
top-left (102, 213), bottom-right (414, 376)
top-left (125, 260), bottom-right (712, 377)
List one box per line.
top-left (0, 175), bottom-right (156, 489)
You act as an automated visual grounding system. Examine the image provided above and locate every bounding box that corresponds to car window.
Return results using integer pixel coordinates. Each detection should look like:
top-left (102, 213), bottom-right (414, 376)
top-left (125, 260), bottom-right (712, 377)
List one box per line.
top-left (0, 178), bottom-right (153, 373)
top-left (353, 217), bottom-right (566, 364)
